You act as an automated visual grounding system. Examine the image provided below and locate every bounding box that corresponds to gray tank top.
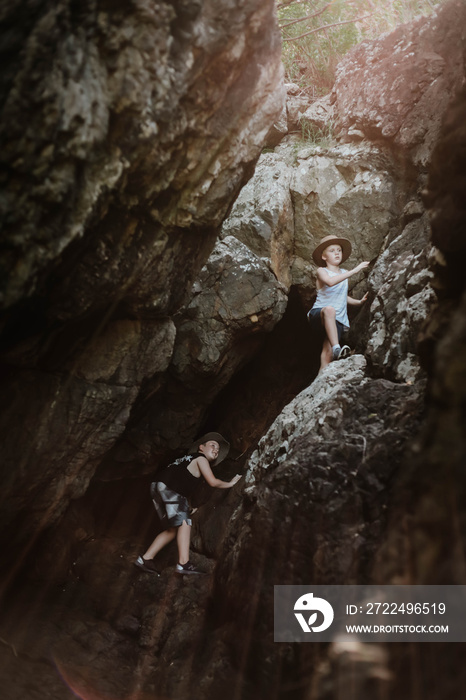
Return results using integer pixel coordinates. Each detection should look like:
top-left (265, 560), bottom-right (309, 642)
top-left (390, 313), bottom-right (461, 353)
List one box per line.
top-left (312, 269), bottom-right (349, 328)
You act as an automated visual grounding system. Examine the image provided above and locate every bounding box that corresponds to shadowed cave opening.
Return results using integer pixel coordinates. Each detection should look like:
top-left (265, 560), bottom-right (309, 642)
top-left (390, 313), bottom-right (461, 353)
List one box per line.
top-left (70, 288), bottom-right (321, 549)
top-left (0, 288), bottom-right (323, 686)
top-left (0, 284), bottom-right (376, 700)
top-left (0, 285), bottom-right (321, 596)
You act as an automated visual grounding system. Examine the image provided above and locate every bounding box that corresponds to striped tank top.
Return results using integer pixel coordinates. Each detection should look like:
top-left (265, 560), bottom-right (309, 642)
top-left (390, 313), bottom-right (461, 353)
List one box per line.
top-left (312, 269), bottom-right (350, 329)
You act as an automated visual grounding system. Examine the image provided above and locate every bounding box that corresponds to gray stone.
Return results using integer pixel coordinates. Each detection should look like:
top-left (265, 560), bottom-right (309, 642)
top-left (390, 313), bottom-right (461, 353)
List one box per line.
top-left (244, 355), bottom-right (368, 490)
top-left (291, 143), bottom-right (398, 290)
top-left (332, 0), bottom-right (466, 166)
top-left (69, 318), bottom-right (176, 387)
top-left (222, 141), bottom-right (398, 303)
top-left (284, 82), bottom-right (314, 133)
top-left (221, 153), bottom-right (295, 289)
top-left (366, 215), bottom-right (436, 382)
top-left (172, 236), bottom-right (287, 386)
top-left (0, 0), bottom-right (284, 313)
top-left (299, 92), bottom-right (335, 131)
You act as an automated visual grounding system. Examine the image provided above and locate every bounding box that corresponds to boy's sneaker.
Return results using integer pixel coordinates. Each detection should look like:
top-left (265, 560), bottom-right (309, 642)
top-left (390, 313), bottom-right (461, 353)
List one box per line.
top-left (133, 555), bottom-right (160, 575)
top-left (175, 561), bottom-right (204, 575)
top-left (333, 345), bottom-right (351, 361)
top-left (338, 345), bottom-right (351, 360)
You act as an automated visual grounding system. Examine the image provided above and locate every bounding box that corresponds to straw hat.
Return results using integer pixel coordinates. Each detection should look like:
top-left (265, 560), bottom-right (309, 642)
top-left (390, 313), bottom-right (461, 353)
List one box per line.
top-left (312, 235), bottom-right (352, 267)
top-left (189, 432), bottom-right (230, 466)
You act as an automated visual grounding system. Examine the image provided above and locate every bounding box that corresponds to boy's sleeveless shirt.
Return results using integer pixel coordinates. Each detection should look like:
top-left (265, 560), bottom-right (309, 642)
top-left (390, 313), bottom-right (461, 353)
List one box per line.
top-left (156, 454), bottom-right (203, 499)
top-left (312, 269), bottom-right (350, 329)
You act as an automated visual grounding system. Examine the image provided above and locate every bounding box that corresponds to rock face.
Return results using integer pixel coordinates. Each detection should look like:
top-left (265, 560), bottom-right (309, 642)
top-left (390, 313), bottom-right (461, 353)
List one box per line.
top-left (101, 235), bottom-right (288, 474)
top-left (202, 357), bottom-right (425, 698)
top-left (290, 143), bottom-right (398, 293)
top-left (364, 211), bottom-right (436, 382)
top-left (221, 152), bottom-right (295, 289)
top-left (223, 141), bottom-right (399, 304)
top-left (332, 0), bottom-right (466, 166)
top-left (375, 82), bottom-right (466, 590)
top-left (0, 0), bottom-right (284, 314)
top-left (0, 0), bottom-right (284, 550)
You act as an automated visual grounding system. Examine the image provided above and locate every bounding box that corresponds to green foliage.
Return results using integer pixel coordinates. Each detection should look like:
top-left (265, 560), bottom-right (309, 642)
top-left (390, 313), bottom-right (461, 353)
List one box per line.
top-left (278, 0), bottom-right (448, 96)
top-left (300, 118), bottom-right (335, 147)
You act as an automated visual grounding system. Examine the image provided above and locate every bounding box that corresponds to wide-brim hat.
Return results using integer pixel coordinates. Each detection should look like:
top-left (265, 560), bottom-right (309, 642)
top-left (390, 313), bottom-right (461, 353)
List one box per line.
top-left (189, 432), bottom-right (230, 466)
top-left (312, 235), bottom-right (352, 266)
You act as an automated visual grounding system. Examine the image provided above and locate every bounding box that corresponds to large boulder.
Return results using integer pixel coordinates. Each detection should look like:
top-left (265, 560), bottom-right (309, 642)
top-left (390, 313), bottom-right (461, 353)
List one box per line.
top-left (290, 142), bottom-right (398, 291)
top-left (0, 0), bottom-right (284, 550)
top-left (98, 235), bottom-right (288, 474)
top-left (221, 153), bottom-right (295, 289)
top-left (222, 139), bottom-right (399, 306)
top-left (195, 357), bottom-right (426, 699)
top-left (332, 0), bottom-right (466, 166)
top-left (172, 236), bottom-right (287, 387)
top-left (364, 212), bottom-right (436, 382)
top-left (0, 0), bottom-right (284, 315)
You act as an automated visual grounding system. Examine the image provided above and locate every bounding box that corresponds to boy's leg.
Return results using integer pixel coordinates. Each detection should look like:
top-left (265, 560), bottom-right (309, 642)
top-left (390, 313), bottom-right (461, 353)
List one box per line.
top-left (143, 527), bottom-right (177, 560)
top-left (321, 306), bottom-right (339, 347)
top-left (320, 337), bottom-right (333, 370)
top-left (176, 521), bottom-right (191, 565)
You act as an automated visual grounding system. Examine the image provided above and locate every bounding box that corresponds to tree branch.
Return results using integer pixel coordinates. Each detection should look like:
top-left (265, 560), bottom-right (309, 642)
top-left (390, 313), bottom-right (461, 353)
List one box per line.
top-left (277, 0), bottom-right (306, 10)
top-left (282, 13), bottom-right (376, 41)
top-left (279, 1), bottom-right (336, 30)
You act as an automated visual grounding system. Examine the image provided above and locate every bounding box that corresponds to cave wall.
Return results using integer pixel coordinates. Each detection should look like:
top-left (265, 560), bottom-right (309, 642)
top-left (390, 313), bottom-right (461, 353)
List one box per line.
top-left (190, 4), bottom-right (466, 698)
top-left (1, 0), bottom-right (284, 313)
top-left (332, 0), bottom-right (465, 167)
top-left (153, 2), bottom-right (466, 698)
top-left (314, 79), bottom-right (466, 700)
top-left (0, 0), bottom-right (284, 555)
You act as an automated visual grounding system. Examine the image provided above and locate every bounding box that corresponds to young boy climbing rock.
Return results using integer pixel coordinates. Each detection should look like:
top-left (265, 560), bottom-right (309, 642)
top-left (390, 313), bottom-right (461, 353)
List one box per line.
top-left (307, 235), bottom-right (369, 372)
top-left (134, 432), bottom-right (241, 576)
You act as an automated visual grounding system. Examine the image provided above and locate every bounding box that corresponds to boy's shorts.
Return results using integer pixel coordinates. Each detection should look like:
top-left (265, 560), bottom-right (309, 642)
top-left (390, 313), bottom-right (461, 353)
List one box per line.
top-left (307, 307), bottom-right (345, 344)
top-left (151, 481), bottom-right (192, 528)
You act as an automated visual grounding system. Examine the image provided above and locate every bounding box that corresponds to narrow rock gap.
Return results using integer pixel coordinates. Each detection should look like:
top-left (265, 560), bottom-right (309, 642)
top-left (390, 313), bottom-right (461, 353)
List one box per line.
top-left (51, 288), bottom-right (321, 559)
top-left (15, 288), bottom-right (322, 584)
top-left (199, 287), bottom-right (321, 450)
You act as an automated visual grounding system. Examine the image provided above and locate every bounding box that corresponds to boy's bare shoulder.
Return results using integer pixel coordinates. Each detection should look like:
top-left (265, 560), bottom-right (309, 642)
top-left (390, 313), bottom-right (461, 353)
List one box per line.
top-left (196, 455), bottom-right (211, 469)
top-left (316, 266), bottom-right (332, 282)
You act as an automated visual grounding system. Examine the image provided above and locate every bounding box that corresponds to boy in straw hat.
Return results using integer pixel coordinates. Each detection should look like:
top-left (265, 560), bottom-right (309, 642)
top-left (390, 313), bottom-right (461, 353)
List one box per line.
top-left (134, 432), bottom-right (240, 575)
top-left (308, 235), bottom-right (369, 371)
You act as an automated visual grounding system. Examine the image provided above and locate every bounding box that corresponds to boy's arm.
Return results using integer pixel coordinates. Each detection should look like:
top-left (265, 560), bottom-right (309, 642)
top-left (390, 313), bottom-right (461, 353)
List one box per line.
top-left (347, 292), bottom-right (369, 307)
top-left (197, 457), bottom-right (241, 489)
top-left (317, 261), bottom-right (370, 287)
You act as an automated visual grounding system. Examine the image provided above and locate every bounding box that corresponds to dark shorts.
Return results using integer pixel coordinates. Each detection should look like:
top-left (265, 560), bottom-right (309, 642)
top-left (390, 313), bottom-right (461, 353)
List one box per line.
top-left (307, 307), bottom-right (345, 344)
top-left (150, 481), bottom-right (192, 528)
